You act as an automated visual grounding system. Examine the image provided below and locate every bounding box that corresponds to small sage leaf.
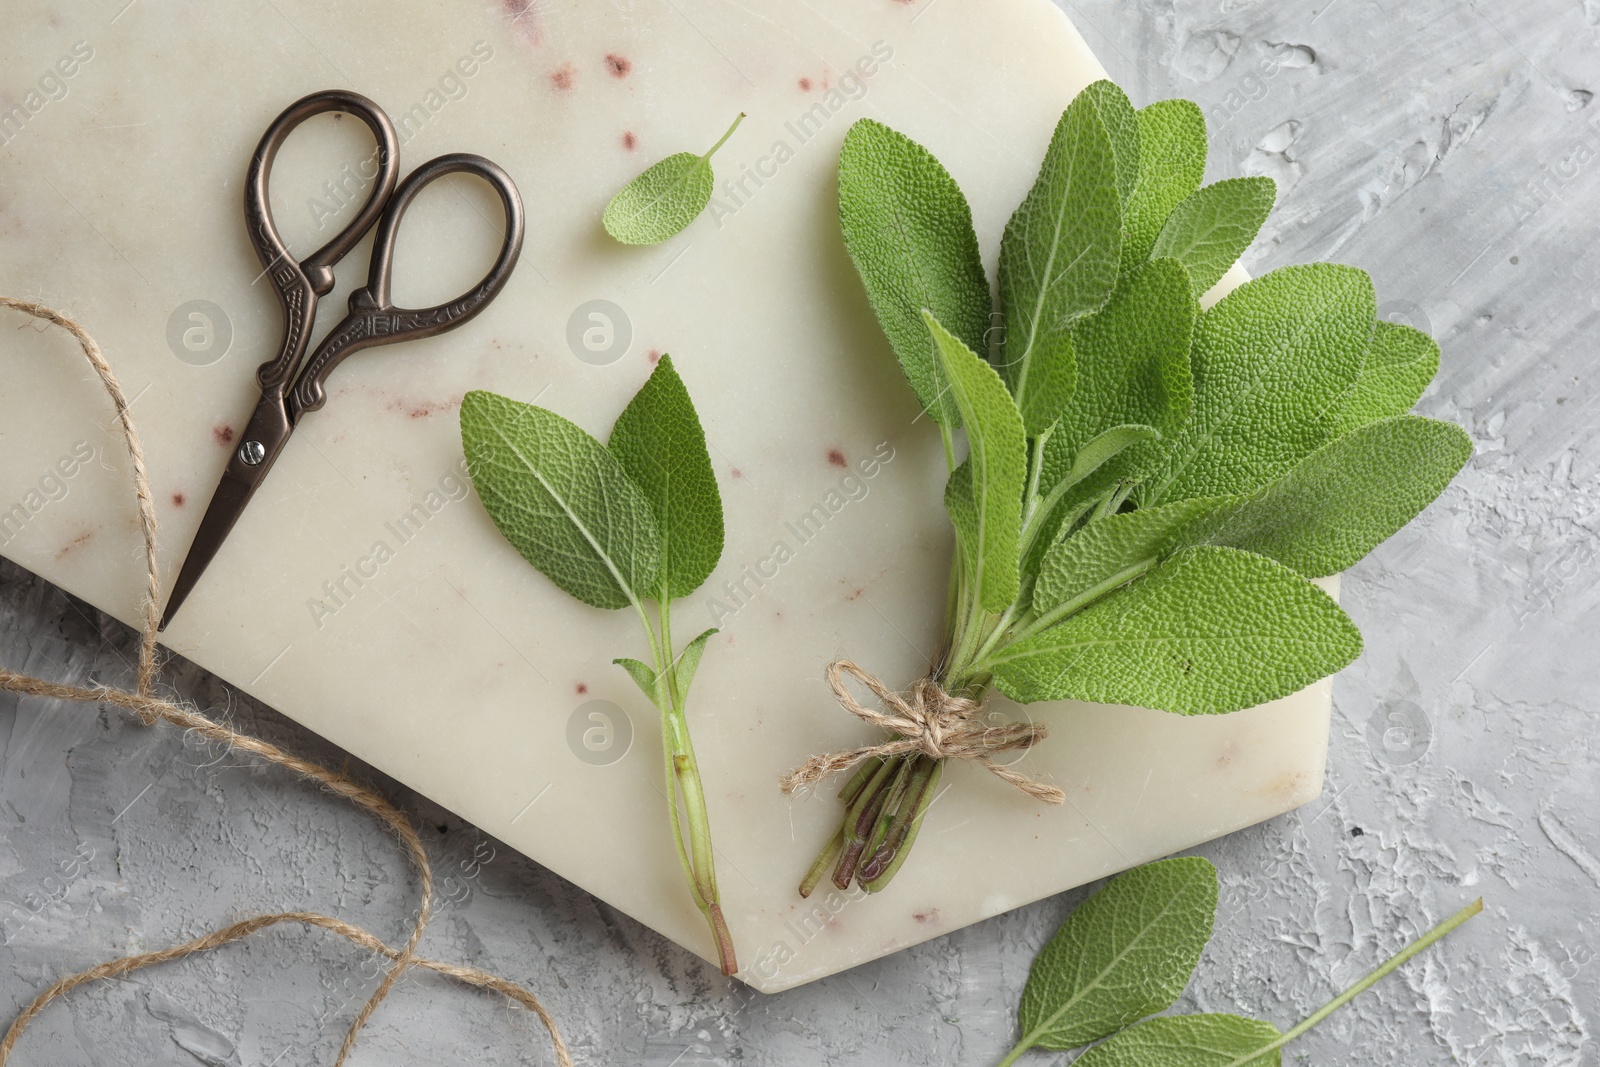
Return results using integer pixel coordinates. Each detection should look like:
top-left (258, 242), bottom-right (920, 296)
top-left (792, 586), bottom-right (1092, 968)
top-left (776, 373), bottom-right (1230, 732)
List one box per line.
top-left (1150, 177), bottom-right (1277, 298)
top-left (1014, 857), bottom-right (1218, 1052)
top-left (603, 113), bottom-right (744, 245)
top-left (1032, 497), bottom-right (1220, 618)
top-left (1073, 1014), bottom-right (1282, 1067)
top-left (674, 627), bottom-right (718, 697)
top-left (461, 390), bottom-right (660, 610)
top-left (1063, 423), bottom-right (1162, 490)
top-left (614, 656), bottom-right (658, 700)
top-left (608, 354), bottom-right (725, 599)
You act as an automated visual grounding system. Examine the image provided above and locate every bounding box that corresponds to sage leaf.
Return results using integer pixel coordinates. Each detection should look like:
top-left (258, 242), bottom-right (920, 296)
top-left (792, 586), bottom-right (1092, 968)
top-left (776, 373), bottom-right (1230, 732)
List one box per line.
top-left (990, 546), bottom-right (1362, 712)
top-left (1080, 79), bottom-right (1141, 205)
top-left (614, 656), bottom-right (658, 699)
top-left (1032, 497), bottom-right (1222, 619)
top-left (1044, 257), bottom-right (1197, 502)
top-left (1034, 414), bottom-right (1469, 609)
top-left (461, 390), bottom-right (660, 610)
top-left (674, 627), bottom-right (718, 697)
top-left (1330, 320), bottom-right (1440, 433)
top-left (1020, 424), bottom-right (1162, 595)
top-left (1189, 415), bottom-right (1472, 577)
top-left (608, 354), bottom-right (724, 598)
top-left (1146, 263), bottom-right (1376, 506)
top-left (1150, 177), bottom-right (1277, 298)
top-left (998, 88), bottom-right (1123, 433)
top-left (1015, 857), bottom-right (1217, 1052)
top-left (1121, 99), bottom-right (1207, 270)
top-left (927, 311), bottom-right (1027, 611)
top-left (602, 113), bottom-right (744, 245)
top-left (1072, 1014), bottom-right (1282, 1067)
top-left (838, 118), bottom-right (992, 428)
top-left (1061, 424), bottom-right (1162, 489)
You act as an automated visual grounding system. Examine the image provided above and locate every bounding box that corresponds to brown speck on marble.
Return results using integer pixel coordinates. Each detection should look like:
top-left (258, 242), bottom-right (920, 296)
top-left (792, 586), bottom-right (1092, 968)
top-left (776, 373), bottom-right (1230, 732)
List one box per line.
top-left (647, 348), bottom-right (662, 364)
top-left (550, 63), bottom-right (576, 91)
top-left (913, 909), bottom-right (939, 924)
top-left (213, 424), bottom-right (235, 447)
top-left (799, 77), bottom-right (813, 91)
top-left (55, 529), bottom-right (94, 560)
top-left (171, 492), bottom-right (186, 508)
top-left (622, 130), bottom-right (637, 150)
top-left (827, 448), bottom-right (848, 468)
top-left (844, 584), bottom-right (866, 601)
top-left (576, 682), bottom-right (588, 695)
top-left (604, 53), bottom-right (632, 78)
top-left (731, 468), bottom-right (743, 478)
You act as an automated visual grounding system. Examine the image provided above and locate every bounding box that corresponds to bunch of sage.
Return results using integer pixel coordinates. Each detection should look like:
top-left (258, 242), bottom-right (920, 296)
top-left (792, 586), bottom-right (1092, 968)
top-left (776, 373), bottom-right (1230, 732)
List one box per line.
top-left (996, 857), bottom-right (1481, 1065)
top-left (794, 80), bottom-right (1471, 894)
top-left (460, 356), bottom-right (737, 974)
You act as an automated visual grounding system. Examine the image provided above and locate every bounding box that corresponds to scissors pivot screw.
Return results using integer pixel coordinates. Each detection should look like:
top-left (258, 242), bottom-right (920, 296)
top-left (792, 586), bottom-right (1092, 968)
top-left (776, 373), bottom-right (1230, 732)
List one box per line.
top-left (238, 440), bottom-right (267, 466)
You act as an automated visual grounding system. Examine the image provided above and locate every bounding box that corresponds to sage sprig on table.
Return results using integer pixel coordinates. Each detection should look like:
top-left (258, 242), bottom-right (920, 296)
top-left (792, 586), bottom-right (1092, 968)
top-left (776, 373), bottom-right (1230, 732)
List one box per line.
top-left (460, 356), bottom-right (738, 974)
top-left (799, 80), bottom-right (1471, 894)
top-left (995, 857), bottom-right (1482, 1066)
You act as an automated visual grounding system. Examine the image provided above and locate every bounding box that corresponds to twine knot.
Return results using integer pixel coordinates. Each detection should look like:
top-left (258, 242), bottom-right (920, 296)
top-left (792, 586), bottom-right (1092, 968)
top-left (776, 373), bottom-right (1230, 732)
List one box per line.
top-left (780, 661), bottom-right (1065, 804)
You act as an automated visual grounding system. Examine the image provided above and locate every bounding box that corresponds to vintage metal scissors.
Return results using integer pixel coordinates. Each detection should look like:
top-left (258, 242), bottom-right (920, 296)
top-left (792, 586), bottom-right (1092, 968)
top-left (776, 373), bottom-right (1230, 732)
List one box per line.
top-left (159, 89), bottom-right (525, 630)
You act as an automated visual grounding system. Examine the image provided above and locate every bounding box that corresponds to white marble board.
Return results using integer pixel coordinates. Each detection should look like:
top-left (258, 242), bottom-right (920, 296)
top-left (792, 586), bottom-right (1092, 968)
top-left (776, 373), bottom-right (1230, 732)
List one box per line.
top-left (0, 0), bottom-right (1332, 991)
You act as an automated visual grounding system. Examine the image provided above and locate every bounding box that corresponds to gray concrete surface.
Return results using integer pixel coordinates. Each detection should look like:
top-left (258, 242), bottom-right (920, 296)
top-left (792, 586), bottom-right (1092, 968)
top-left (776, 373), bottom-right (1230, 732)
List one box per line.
top-left (4, 0), bottom-right (1599, 1063)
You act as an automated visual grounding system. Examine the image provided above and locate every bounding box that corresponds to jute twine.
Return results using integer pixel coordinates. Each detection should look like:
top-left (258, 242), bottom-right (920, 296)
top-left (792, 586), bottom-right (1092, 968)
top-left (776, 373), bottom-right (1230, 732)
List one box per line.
top-left (0, 297), bottom-right (572, 1067)
top-left (780, 660), bottom-right (1066, 804)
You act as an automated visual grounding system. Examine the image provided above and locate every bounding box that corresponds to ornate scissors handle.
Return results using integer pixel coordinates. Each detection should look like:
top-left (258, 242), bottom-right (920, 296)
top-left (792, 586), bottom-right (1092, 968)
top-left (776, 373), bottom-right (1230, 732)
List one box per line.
top-left (243, 89), bottom-right (401, 395)
top-left (286, 153), bottom-right (526, 421)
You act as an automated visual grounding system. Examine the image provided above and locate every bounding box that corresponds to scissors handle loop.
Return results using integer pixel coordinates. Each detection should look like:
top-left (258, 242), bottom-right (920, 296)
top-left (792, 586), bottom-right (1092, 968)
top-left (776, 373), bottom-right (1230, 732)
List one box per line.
top-left (288, 153), bottom-right (526, 420)
top-left (244, 89), bottom-right (401, 394)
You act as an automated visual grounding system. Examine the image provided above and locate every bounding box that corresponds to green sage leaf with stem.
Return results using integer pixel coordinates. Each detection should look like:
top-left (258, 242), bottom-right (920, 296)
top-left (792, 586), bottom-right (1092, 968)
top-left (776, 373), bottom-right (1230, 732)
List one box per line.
top-left (461, 371), bottom-right (738, 976)
top-left (1066, 898), bottom-right (1484, 1067)
top-left (603, 113), bottom-right (745, 245)
top-left (838, 118), bottom-right (993, 430)
top-left (987, 546), bottom-right (1362, 712)
top-left (928, 311), bottom-right (1028, 614)
top-left (997, 857), bottom-right (1217, 1064)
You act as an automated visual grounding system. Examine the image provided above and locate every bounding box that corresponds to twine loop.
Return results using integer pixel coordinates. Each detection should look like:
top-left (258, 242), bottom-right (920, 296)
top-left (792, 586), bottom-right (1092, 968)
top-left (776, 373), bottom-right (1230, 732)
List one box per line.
top-left (780, 660), bottom-right (1065, 804)
top-left (0, 298), bottom-right (571, 1067)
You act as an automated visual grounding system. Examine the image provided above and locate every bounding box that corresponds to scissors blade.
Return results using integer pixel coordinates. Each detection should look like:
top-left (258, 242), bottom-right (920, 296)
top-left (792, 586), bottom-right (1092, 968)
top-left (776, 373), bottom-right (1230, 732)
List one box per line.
top-left (158, 468), bottom-right (263, 631)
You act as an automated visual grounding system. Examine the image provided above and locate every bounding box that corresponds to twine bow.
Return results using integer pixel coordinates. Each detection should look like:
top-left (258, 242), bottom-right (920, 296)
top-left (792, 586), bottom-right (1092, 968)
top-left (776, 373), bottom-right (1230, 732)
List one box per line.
top-left (780, 660), bottom-right (1065, 804)
top-left (0, 298), bottom-right (571, 1067)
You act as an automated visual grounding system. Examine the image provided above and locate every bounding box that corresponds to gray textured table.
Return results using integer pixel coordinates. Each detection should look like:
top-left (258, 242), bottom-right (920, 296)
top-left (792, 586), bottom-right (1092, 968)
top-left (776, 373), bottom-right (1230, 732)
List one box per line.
top-left (3, 1), bottom-right (1598, 1064)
